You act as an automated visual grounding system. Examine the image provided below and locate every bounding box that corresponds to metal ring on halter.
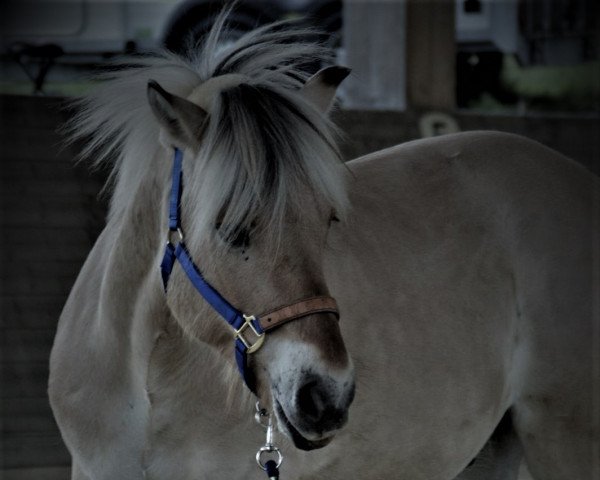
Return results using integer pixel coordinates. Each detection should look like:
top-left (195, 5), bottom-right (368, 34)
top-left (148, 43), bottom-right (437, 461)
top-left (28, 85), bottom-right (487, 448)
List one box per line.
top-left (255, 402), bottom-right (270, 428)
top-left (167, 227), bottom-right (184, 247)
top-left (256, 446), bottom-right (283, 470)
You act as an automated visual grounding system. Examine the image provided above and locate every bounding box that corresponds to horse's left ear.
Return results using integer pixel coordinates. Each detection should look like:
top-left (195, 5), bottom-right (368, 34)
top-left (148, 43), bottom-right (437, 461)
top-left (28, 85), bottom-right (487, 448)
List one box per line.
top-left (147, 79), bottom-right (208, 148)
top-left (301, 66), bottom-right (351, 114)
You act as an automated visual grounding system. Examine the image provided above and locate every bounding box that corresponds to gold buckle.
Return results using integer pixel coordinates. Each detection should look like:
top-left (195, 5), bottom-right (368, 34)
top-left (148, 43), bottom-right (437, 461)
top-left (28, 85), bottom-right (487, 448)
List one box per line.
top-left (235, 314), bottom-right (265, 354)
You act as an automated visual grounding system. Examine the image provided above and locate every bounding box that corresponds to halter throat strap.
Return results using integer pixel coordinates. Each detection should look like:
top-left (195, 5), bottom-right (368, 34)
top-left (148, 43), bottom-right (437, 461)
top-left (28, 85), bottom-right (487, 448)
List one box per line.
top-left (160, 148), bottom-right (339, 393)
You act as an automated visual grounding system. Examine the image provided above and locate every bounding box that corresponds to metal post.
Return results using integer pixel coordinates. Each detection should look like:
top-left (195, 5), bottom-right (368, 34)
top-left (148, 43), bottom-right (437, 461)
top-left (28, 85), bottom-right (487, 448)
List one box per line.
top-left (342, 0), bottom-right (407, 110)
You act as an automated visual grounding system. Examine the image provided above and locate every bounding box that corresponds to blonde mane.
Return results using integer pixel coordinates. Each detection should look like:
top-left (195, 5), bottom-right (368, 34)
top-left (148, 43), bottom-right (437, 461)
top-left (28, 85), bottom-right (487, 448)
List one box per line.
top-left (68, 9), bottom-right (349, 243)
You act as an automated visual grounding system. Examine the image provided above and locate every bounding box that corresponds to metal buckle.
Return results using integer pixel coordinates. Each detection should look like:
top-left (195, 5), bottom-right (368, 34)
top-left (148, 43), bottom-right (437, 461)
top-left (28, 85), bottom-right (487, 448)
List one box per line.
top-left (235, 314), bottom-right (265, 354)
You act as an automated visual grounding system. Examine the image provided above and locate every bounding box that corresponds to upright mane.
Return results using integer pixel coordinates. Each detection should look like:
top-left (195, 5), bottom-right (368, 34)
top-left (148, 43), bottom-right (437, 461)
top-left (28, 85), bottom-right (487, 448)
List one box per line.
top-left (68, 9), bottom-right (349, 243)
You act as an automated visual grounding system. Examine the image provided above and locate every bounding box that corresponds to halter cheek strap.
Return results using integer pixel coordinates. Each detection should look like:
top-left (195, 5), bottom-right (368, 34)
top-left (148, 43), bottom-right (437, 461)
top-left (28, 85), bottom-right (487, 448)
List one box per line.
top-left (160, 148), bottom-right (339, 393)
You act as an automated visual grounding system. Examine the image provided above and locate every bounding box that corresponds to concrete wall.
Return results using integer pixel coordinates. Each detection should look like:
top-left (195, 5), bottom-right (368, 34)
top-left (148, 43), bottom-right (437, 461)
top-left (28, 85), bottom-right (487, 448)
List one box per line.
top-left (0, 94), bottom-right (598, 474)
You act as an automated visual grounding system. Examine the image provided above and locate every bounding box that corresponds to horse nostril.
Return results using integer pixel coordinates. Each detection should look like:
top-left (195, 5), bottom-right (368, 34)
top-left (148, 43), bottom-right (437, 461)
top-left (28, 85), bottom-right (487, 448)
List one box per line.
top-left (293, 375), bottom-right (353, 435)
top-left (296, 379), bottom-right (323, 420)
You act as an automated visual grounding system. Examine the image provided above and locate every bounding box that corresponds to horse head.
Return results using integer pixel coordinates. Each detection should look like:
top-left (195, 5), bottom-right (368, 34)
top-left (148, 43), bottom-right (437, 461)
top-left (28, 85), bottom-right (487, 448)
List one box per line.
top-left (147, 64), bottom-right (355, 451)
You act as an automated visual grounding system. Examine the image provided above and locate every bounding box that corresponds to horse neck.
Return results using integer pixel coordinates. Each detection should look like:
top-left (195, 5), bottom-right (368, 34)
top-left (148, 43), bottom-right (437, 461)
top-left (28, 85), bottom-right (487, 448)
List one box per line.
top-left (100, 151), bottom-right (170, 325)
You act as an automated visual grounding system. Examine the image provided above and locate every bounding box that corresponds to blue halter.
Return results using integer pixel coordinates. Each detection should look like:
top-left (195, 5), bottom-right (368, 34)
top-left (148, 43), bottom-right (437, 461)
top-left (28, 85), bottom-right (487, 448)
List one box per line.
top-left (160, 148), bottom-right (265, 392)
top-left (160, 148), bottom-right (340, 394)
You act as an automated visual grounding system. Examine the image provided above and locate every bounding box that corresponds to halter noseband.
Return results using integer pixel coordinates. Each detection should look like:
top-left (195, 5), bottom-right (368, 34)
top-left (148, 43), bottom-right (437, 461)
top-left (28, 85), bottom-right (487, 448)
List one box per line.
top-left (160, 148), bottom-right (340, 392)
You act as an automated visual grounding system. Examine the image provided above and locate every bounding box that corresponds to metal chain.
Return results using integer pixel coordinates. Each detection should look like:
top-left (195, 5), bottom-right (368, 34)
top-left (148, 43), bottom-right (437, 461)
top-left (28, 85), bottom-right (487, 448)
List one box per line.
top-left (255, 402), bottom-right (283, 479)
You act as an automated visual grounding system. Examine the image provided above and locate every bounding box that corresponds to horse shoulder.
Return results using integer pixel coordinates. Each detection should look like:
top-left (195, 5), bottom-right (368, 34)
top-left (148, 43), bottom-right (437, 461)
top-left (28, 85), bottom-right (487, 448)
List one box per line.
top-left (49, 221), bottom-right (160, 479)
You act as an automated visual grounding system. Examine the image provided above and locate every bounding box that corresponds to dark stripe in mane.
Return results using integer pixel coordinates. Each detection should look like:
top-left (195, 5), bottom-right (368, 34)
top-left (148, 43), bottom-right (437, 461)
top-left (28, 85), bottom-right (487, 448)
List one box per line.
top-left (67, 9), bottom-right (349, 243)
top-left (209, 82), bottom-right (342, 240)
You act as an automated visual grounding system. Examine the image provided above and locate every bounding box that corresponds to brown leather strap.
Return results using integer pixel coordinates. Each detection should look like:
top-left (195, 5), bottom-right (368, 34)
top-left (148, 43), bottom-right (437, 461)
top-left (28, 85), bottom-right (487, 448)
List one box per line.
top-left (258, 295), bottom-right (339, 332)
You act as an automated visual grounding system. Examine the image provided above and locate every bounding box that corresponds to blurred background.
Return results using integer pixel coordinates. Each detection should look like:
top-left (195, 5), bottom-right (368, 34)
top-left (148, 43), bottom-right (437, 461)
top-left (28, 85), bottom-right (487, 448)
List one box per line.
top-left (0, 1), bottom-right (598, 479)
top-left (2, 0), bottom-right (599, 113)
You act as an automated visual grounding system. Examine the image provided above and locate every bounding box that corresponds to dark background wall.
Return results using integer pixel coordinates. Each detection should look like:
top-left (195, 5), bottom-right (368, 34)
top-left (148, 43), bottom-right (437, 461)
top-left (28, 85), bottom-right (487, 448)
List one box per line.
top-left (0, 94), bottom-right (598, 478)
top-left (336, 109), bottom-right (600, 174)
top-left (1, 95), bottom-right (105, 479)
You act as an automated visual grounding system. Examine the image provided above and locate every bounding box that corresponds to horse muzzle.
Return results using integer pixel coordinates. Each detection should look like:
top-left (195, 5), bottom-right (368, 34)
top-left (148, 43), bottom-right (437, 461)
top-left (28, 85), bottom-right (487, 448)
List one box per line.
top-left (273, 373), bottom-right (355, 451)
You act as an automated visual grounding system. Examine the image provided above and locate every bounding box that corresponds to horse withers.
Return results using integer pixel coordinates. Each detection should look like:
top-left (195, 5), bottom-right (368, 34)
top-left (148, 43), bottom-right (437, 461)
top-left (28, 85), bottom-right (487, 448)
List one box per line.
top-left (49, 13), bottom-right (599, 480)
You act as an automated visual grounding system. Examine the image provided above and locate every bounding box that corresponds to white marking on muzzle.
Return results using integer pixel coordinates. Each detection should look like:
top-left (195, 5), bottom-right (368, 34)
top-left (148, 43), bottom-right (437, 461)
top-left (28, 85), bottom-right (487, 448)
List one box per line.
top-left (266, 339), bottom-right (355, 441)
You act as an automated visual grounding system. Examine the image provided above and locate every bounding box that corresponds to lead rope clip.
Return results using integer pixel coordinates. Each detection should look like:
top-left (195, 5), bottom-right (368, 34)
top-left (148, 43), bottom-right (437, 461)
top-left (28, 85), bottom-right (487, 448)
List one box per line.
top-left (255, 402), bottom-right (283, 480)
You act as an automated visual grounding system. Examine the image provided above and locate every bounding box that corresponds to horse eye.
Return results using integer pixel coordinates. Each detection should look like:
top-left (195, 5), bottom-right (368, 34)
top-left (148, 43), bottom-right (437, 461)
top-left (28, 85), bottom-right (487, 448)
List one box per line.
top-left (229, 228), bottom-right (250, 249)
top-left (215, 222), bottom-right (251, 249)
top-left (328, 212), bottom-right (340, 226)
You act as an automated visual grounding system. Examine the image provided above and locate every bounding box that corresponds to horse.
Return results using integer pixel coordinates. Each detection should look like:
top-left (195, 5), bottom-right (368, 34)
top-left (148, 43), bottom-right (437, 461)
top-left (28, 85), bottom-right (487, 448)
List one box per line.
top-left (49, 12), bottom-right (599, 480)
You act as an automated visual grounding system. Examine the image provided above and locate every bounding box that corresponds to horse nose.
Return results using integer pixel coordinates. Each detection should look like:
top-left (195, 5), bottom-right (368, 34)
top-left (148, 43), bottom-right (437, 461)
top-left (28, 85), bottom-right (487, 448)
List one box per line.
top-left (295, 375), bottom-right (354, 433)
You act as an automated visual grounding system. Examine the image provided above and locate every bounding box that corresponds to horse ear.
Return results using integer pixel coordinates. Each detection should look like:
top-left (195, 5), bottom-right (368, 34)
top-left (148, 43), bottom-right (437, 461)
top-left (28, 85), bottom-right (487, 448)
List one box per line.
top-left (301, 66), bottom-right (351, 114)
top-left (147, 80), bottom-right (208, 148)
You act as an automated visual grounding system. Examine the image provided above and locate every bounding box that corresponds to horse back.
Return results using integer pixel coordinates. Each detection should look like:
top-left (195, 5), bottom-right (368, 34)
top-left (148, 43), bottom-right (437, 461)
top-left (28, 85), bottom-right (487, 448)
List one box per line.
top-left (342, 130), bottom-right (596, 375)
top-left (334, 130), bottom-right (598, 478)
